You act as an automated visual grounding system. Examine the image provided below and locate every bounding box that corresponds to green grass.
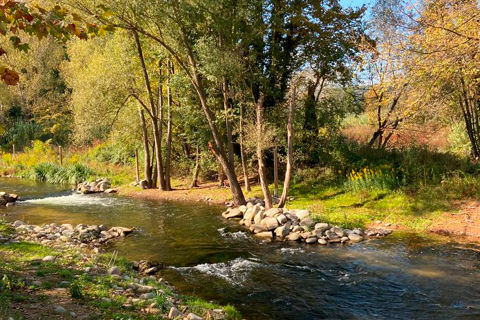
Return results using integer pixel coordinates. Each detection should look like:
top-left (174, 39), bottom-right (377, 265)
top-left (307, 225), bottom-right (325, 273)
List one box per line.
top-left (283, 176), bottom-right (459, 230)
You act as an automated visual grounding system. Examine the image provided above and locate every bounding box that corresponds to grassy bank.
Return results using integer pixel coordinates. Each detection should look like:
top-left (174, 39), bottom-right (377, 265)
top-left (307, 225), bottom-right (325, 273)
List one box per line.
top-left (0, 221), bottom-right (240, 320)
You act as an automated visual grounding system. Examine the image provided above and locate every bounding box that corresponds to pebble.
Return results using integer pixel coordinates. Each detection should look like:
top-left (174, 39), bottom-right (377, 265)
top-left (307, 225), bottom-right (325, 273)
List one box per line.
top-left (42, 255), bottom-right (56, 262)
top-left (54, 306), bottom-right (67, 314)
top-left (108, 266), bottom-right (121, 275)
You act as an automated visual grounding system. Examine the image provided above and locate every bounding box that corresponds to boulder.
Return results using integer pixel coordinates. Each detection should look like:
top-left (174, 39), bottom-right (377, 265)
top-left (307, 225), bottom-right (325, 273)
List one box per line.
top-left (254, 231), bottom-right (273, 239)
top-left (249, 224), bottom-right (267, 233)
top-left (276, 214), bottom-right (288, 225)
top-left (243, 205), bottom-right (260, 222)
top-left (108, 266), bottom-right (121, 275)
top-left (104, 188), bottom-right (117, 194)
top-left (300, 218), bottom-right (315, 230)
top-left (186, 313), bottom-right (203, 320)
top-left (139, 180), bottom-right (149, 189)
top-left (274, 222), bottom-right (291, 238)
top-left (261, 217), bottom-right (279, 231)
top-left (305, 236), bottom-right (318, 244)
top-left (291, 209), bottom-right (310, 220)
top-left (318, 238), bottom-right (328, 245)
top-left (264, 208), bottom-right (282, 217)
top-left (348, 233), bottom-right (363, 243)
top-left (254, 210), bottom-right (265, 224)
top-left (225, 208), bottom-right (243, 219)
top-left (314, 223), bottom-right (330, 232)
top-left (168, 307), bottom-right (183, 319)
top-left (285, 232), bottom-right (301, 241)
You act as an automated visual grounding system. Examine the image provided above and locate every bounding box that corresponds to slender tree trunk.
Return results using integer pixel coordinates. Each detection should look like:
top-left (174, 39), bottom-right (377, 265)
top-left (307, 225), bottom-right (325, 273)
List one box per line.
top-left (278, 84), bottom-right (296, 208)
top-left (218, 164), bottom-right (226, 187)
top-left (239, 103), bottom-right (250, 191)
top-left (165, 60), bottom-right (174, 190)
top-left (192, 73), bottom-right (246, 205)
top-left (190, 145), bottom-right (201, 188)
top-left (273, 145), bottom-right (278, 198)
top-left (255, 94), bottom-right (273, 209)
top-left (135, 148), bottom-right (140, 183)
top-left (151, 142), bottom-right (157, 188)
top-left (138, 107), bottom-right (152, 187)
top-left (155, 60), bottom-right (166, 190)
top-left (222, 78), bottom-right (235, 166)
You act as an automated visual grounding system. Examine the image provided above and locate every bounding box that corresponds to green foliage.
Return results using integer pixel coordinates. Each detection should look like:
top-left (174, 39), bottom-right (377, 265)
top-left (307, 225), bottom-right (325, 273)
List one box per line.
top-left (447, 122), bottom-right (471, 156)
top-left (90, 141), bottom-right (135, 166)
top-left (23, 162), bottom-right (93, 185)
top-left (345, 166), bottom-right (404, 191)
top-left (69, 280), bottom-right (83, 299)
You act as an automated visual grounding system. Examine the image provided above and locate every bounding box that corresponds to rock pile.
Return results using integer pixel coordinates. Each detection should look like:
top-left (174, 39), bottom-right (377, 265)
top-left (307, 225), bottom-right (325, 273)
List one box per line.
top-left (76, 178), bottom-right (117, 194)
top-left (0, 191), bottom-right (18, 206)
top-left (222, 201), bottom-right (392, 244)
top-left (11, 221), bottom-right (134, 248)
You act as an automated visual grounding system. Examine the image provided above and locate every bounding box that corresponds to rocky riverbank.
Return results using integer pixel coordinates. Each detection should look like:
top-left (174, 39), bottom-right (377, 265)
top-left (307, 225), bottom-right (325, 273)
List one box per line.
top-left (223, 199), bottom-right (392, 244)
top-left (0, 220), bottom-right (239, 319)
top-left (0, 192), bottom-right (18, 206)
top-left (76, 178), bottom-right (117, 194)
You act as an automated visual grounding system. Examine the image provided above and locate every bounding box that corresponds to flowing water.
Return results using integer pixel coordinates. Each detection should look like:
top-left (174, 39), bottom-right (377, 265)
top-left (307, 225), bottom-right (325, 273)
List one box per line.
top-left (1, 178), bottom-right (480, 319)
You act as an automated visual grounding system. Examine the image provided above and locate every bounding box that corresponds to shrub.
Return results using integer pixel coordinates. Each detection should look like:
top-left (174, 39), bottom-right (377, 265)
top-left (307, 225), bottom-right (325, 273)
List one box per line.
top-left (69, 280), bottom-right (83, 299)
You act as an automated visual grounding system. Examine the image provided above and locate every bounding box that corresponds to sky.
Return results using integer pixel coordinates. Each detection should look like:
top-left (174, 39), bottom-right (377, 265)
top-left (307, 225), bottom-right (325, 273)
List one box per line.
top-left (339, 0), bottom-right (373, 9)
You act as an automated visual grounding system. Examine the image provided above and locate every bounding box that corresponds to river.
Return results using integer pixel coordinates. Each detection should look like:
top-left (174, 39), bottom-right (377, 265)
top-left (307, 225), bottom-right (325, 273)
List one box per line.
top-left (1, 178), bottom-right (480, 319)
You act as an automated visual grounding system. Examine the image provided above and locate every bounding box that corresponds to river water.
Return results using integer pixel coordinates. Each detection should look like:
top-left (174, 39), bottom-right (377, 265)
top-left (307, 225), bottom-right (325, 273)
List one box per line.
top-left (1, 178), bottom-right (480, 319)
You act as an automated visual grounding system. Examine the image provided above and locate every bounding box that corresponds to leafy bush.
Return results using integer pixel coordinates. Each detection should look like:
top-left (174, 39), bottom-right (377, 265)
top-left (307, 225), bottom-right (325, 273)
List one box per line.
top-left (69, 280), bottom-right (83, 299)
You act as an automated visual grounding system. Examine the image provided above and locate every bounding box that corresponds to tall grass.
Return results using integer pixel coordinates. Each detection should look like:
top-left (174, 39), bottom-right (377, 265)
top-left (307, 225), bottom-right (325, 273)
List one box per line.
top-left (23, 163), bottom-right (93, 185)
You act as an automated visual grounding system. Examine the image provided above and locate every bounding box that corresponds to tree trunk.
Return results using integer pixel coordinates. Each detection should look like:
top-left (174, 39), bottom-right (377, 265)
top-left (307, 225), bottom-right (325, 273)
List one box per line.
top-left (222, 78), bottom-right (235, 166)
top-left (278, 84), bottom-right (296, 208)
top-left (138, 107), bottom-right (152, 187)
top-left (190, 145), bottom-right (201, 188)
top-left (218, 163), bottom-right (226, 187)
top-left (273, 145), bottom-right (278, 198)
top-left (256, 94), bottom-right (273, 209)
top-left (155, 60), bottom-right (166, 190)
top-left (239, 103), bottom-right (250, 191)
top-left (165, 60), bottom-right (174, 191)
top-left (192, 73), bottom-right (246, 205)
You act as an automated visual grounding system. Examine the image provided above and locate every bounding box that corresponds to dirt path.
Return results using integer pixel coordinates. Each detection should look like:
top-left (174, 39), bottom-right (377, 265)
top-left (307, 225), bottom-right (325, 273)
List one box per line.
top-left (430, 200), bottom-right (480, 242)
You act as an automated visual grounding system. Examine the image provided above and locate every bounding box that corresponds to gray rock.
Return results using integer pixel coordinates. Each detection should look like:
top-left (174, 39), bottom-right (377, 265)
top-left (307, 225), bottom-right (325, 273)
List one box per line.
top-left (291, 209), bottom-right (310, 220)
top-left (300, 218), bottom-right (315, 229)
top-left (42, 255), bottom-right (56, 262)
top-left (274, 222), bottom-right (291, 238)
top-left (264, 208), bottom-right (282, 217)
top-left (108, 266), bottom-right (121, 275)
top-left (305, 236), bottom-right (318, 244)
top-left (341, 236), bottom-right (349, 243)
top-left (12, 220), bottom-right (25, 227)
top-left (292, 225), bottom-right (304, 233)
top-left (314, 223), bottom-right (329, 232)
top-left (318, 238), bottom-right (328, 245)
top-left (332, 227), bottom-right (347, 237)
top-left (54, 306), bottom-right (67, 314)
top-left (285, 232), bottom-right (301, 241)
top-left (249, 224), bottom-right (266, 233)
top-left (348, 233), bottom-right (363, 243)
top-left (168, 306), bottom-right (183, 319)
top-left (254, 231), bottom-right (273, 239)
top-left (243, 205), bottom-right (260, 222)
top-left (140, 292), bottom-right (155, 299)
top-left (261, 217), bottom-right (279, 230)
top-left (186, 313), bottom-right (203, 320)
top-left (254, 210), bottom-right (265, 224)
top-left (225, 208), bottom-right (243, 219)
top-left (276, 214), bottom-right (288, 225)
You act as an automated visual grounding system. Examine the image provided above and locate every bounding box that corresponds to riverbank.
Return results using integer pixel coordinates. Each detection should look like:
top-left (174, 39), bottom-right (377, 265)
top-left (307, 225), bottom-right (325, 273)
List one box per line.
top-left (0, 220), bottom-right (240, 320)
top-left (118, 180), bottom-right (480, 245)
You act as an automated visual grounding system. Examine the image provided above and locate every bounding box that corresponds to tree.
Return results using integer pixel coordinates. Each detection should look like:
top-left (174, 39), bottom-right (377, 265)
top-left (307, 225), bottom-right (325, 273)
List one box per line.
top-left (0, 0), bottom-right (100, 86)
top-left (405, 0), bottom-right (480, 156)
